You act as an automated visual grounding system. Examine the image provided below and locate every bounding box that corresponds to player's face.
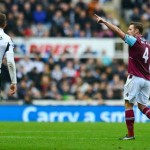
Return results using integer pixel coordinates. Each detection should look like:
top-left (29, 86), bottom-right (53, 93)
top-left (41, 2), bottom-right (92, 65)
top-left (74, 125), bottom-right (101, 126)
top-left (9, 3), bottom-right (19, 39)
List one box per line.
top-left (127, 25), bottom-right (136, 36)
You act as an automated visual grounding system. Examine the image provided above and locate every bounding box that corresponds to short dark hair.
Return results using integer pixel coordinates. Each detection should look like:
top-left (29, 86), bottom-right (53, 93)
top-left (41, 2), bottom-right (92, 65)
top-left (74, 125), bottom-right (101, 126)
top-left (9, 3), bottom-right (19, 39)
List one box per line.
top-left (129, 22), bottom-right (143, 34)
top-left (0, 13), bottom-right (7, 28)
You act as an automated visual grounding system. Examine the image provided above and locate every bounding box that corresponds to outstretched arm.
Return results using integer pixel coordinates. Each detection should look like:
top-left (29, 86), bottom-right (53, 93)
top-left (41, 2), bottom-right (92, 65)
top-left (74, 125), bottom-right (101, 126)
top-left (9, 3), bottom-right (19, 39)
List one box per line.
top-left (94, 14), bottom-right (125, 39)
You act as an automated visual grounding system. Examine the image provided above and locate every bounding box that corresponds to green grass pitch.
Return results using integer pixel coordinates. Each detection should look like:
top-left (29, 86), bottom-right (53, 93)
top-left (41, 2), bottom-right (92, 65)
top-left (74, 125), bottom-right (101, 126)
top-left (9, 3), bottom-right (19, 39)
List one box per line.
top-left (0, 122), bottom-right (149, 150)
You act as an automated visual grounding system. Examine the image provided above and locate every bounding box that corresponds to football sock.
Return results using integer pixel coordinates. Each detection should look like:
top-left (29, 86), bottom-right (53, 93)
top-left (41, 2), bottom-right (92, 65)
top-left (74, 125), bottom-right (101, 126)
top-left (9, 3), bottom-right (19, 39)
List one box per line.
top-left (125, 109), bottom-right (135, 137)
top-left (142, 107), bottom-right (150, 119)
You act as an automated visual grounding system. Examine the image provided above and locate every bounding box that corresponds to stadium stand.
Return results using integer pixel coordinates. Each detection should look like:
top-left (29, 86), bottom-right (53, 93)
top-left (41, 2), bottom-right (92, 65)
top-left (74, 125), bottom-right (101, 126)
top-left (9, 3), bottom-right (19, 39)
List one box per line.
top-left (0, 0), bottom-right (118, 38)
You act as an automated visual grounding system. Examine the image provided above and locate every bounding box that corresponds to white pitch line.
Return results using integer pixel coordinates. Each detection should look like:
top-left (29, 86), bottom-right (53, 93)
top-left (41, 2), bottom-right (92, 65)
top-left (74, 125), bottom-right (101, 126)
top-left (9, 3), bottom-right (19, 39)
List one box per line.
top-left (0, 136), bottom-right (116, 140)
top-left (0, 130), bottom-right (100, 133)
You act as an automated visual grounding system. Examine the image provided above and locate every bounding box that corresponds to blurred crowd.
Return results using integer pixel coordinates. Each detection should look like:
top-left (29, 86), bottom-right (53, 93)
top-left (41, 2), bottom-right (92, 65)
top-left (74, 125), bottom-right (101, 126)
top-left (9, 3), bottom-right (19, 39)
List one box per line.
top-left (0, 0), bottom-right (119, 38)
top-left (1, 50), bottom-right (128, 104)
top-left (0, 0), bottom-right (149, 39)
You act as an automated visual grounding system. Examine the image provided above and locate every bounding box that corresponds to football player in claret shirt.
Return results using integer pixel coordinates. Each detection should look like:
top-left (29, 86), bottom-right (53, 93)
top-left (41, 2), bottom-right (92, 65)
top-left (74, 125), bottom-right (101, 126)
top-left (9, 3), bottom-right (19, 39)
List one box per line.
top-left (94, 14), bottom-right (150, 140)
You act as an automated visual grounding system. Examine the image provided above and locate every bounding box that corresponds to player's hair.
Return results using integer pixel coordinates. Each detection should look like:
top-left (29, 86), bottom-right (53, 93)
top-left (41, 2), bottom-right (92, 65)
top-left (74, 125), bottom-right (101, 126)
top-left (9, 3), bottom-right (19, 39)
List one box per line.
top-left (129, 22), bottom-right (143, 34)
top-left (0, 13), bottom-right (7, 28)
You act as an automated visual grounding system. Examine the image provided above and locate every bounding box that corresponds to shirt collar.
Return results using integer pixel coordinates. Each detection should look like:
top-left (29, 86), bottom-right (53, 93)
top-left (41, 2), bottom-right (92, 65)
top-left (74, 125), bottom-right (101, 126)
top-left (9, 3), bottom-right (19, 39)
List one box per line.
top-left (136, 34), bottom-right (143, 38)
top-left (0, 28), bottom-right (4, 32)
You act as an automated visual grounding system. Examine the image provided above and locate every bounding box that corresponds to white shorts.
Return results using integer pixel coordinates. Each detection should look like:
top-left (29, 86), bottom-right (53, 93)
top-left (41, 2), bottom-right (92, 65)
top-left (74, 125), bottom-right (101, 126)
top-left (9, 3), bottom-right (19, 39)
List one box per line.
top-left (124, 75), bottom-right (150, 105)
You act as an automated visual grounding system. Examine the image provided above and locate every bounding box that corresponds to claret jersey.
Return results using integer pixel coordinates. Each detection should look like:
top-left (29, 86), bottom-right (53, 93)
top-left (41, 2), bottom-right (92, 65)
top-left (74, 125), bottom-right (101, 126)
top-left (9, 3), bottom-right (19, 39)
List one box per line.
top-left (124, 34), bottom-right (150, 80)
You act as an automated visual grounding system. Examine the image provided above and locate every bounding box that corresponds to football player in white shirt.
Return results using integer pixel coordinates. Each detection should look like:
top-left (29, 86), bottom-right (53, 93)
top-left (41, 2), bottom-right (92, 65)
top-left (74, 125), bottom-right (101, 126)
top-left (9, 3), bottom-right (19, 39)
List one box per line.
top-left (0, 13), bottom-right (17, 96)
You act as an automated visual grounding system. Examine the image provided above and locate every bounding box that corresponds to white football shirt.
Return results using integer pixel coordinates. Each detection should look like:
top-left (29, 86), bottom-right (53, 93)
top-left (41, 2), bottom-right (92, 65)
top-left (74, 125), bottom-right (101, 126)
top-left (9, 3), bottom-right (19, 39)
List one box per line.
top-left (0, 28), bottom-right (17, 84)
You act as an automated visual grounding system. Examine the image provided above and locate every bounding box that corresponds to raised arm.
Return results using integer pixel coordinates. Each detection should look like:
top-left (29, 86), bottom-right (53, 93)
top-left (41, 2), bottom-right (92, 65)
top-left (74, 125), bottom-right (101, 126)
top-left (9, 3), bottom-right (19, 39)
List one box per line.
top-left (94, 14), bottom-right (125, 39)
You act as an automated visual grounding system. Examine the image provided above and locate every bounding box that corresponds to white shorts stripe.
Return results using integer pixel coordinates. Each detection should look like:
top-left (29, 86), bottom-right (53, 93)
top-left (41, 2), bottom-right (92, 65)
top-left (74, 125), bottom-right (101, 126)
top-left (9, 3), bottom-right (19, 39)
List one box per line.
top-left (146, 110), bottom-right (150, 115)
top-left (125, 117), bottom-right (135, 120)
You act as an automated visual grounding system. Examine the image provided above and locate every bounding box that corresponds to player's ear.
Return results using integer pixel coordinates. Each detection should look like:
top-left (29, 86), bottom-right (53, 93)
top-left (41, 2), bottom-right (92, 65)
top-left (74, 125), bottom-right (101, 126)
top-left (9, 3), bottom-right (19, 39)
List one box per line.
top-left (135, 29), bottom-right (139, 34)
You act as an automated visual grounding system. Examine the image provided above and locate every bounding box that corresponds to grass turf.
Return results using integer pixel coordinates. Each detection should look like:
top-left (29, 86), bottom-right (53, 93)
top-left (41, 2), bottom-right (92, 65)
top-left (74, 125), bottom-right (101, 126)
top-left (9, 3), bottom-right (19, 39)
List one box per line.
top-left (0, 122), bottom-right (149, 150)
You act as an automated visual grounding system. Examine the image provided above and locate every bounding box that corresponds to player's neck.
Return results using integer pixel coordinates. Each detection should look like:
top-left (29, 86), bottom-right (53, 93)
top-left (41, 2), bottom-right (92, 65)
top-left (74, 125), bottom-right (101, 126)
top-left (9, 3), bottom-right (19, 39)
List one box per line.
top-left (135, 33), bottom-right (142, 37)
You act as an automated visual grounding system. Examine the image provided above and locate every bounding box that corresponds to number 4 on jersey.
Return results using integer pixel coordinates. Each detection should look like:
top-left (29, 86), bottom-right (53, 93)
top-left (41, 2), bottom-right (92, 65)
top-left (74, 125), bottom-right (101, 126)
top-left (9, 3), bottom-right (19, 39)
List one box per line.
top-left (143, 47), bottom-right (149, 63)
